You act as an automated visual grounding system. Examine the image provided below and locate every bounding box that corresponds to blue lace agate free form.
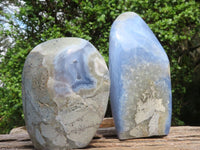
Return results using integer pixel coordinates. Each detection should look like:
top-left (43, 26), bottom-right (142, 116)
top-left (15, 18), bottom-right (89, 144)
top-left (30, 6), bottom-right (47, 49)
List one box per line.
top-left (109, 12), bottom-right (172, 140)
top-left (22, 38), bottom-right (110, 149)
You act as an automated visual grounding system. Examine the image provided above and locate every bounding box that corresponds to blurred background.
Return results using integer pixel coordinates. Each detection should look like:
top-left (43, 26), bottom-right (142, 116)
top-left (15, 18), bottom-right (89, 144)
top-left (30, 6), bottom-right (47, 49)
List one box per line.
top-left (0, 0), bottom-right (200, 133)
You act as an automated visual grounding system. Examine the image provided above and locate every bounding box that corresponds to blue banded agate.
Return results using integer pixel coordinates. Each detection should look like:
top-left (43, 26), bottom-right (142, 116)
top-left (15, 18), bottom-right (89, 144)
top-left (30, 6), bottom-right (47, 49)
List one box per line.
top-left (109, 12), bottom-right (172, 140)
top-left (22, 38), bottom-right (110, 149)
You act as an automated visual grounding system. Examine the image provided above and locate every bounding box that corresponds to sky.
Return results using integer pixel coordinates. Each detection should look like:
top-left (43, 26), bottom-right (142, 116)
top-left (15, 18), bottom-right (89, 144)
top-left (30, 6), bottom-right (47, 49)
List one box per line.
top-left (0, 1), bottom-right (25, 60)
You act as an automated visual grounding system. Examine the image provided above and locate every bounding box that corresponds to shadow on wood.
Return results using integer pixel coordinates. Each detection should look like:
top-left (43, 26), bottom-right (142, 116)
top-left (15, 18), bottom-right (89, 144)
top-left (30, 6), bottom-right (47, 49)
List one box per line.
top-left (0, 118), bottom-right (200, 150)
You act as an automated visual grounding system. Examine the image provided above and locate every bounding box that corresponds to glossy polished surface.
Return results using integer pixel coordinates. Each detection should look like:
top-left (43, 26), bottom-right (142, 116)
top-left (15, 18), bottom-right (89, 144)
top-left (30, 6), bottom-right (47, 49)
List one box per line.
top-left (22, 38), bottom-right (110, 149)
top-left (109, 12), bottom-right (172, 140)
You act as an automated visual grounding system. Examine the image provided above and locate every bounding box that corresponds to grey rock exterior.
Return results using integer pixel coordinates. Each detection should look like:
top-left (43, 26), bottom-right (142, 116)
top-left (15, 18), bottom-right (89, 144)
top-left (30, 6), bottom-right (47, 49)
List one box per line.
top-left (22, 38), bottom-right (110, 149)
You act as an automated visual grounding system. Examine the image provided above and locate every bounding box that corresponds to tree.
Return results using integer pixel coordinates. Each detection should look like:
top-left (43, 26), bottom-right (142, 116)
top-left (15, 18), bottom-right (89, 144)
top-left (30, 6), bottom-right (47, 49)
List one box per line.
top-left (0, 0), bottom-right (199, 133)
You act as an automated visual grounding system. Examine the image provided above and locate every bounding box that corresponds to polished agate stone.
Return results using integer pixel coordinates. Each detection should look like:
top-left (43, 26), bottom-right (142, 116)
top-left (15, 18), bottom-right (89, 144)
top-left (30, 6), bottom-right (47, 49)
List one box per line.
top-left (109, 12), bottom-right (172, 140)
top-left (22, 38), bottom-right (110, 149)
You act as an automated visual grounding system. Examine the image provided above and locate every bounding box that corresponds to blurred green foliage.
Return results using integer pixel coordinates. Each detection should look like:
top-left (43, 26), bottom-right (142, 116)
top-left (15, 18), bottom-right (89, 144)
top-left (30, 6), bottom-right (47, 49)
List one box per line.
top-left (0, 0), bottom-right (200, 133)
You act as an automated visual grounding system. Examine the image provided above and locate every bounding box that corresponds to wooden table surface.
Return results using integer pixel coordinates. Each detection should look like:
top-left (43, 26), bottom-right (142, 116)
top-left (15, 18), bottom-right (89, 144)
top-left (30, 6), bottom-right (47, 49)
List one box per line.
top-left (0, 118), bottom-right (200, 150)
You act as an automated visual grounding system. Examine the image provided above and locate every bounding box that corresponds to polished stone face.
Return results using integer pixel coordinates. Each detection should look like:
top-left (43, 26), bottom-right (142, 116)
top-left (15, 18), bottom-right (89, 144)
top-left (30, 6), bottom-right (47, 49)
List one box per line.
top-left (22, 38), bottom-right (110, 149)
top-left (109, 12), bottom-right (172, 140)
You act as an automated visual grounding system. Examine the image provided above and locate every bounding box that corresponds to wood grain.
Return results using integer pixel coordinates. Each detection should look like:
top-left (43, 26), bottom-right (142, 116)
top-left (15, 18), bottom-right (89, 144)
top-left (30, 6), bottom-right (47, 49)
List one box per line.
top-left (0, 118), bottom-right (200, 150)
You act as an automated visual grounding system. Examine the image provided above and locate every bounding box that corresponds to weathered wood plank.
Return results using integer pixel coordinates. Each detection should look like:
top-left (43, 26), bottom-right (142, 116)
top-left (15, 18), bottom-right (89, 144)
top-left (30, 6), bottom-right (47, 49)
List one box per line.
top-left (81, 126), bottom-right (200, 150)
top-left (99, 118), bottom-right (115, 128)
top-left (0, 118), bottom-right (200, 150)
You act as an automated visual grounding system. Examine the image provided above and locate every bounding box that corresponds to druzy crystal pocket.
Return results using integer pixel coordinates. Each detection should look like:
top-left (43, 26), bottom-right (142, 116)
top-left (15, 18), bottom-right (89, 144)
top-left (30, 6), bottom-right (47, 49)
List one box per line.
top-left (109, 12), bottom-right (172, 140)
top-left (22, 38), bottom-right (110, 149)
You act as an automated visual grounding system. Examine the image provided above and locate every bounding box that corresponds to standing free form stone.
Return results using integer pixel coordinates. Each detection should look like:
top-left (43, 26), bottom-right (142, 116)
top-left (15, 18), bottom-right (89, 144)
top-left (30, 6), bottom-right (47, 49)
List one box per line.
top-left (109, 12), bottom-right (172, 140)
top-left (22, 38), bottom-right (110, 149)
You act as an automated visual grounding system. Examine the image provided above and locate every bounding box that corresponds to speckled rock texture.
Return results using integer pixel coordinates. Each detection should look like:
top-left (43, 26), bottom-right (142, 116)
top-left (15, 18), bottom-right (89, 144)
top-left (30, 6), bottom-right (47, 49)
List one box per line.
top-left (109, 12), bottom-right (172, 140)
top-left (22, 38), bottom-right (110, 149)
